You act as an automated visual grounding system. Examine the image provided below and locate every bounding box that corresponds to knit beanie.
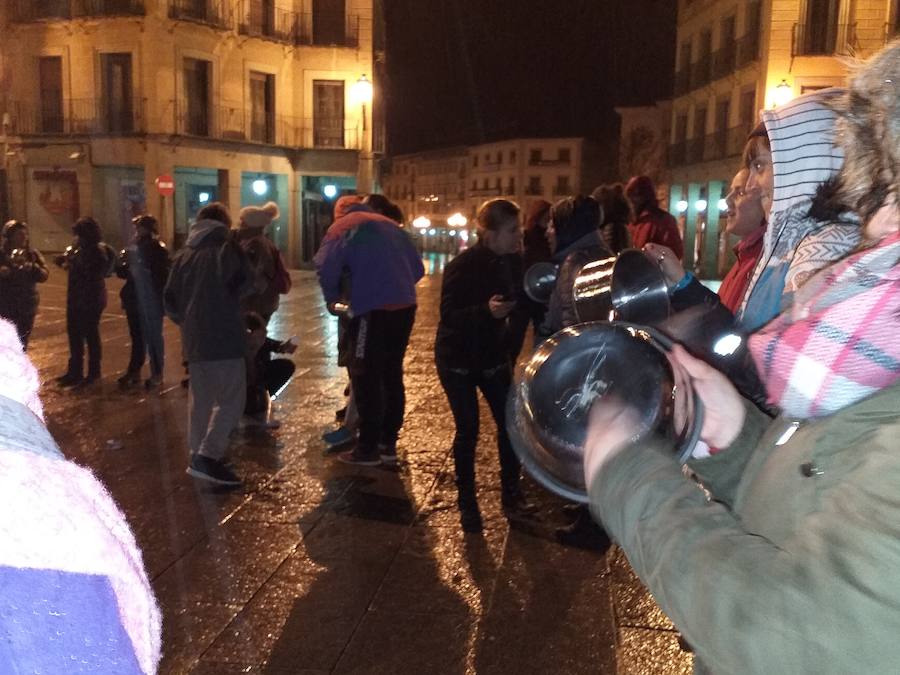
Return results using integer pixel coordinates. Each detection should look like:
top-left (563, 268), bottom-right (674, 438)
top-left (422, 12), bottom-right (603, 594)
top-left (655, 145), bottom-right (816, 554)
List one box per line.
top-left (239, 201), bottom-right (280, 231)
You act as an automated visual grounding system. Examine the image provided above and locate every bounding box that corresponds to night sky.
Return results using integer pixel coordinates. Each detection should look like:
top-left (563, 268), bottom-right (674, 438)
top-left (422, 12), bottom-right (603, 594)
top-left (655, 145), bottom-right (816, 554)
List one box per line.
top-left (384, 0), bottom-right (677, 157)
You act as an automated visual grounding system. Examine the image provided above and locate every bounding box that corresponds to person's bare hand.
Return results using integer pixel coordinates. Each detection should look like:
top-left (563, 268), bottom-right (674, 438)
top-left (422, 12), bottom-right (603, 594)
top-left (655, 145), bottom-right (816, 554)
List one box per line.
top-left (643, 243), bottom-right (685, 286)
top-left (670, 345), bottom-right (745, 450)
top-left (582, 395), bottom-right (640, 487)
top-left (488, 294), bottom-right (515, 319)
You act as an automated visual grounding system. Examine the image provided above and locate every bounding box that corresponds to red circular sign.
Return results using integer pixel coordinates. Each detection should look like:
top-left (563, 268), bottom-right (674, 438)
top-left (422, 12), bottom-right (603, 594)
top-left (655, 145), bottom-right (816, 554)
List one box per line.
top-left (155, 174), bottom-right (175, 197)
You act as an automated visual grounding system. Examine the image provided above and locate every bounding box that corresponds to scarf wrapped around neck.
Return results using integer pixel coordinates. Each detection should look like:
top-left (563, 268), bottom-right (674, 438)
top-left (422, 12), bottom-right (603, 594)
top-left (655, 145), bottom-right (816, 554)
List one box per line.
top-left (748, 230), bottom-right (900, 419)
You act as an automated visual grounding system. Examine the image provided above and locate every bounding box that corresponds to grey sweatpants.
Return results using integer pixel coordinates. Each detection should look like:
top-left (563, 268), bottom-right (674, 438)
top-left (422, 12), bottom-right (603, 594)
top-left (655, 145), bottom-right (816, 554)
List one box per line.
top-left (188, 358), bottom-right (246, 461)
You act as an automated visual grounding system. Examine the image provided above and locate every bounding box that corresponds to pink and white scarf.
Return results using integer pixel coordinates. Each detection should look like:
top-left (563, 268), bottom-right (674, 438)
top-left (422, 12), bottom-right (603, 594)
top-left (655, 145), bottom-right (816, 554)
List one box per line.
top-left (749, 230), bottom-right (900, 419)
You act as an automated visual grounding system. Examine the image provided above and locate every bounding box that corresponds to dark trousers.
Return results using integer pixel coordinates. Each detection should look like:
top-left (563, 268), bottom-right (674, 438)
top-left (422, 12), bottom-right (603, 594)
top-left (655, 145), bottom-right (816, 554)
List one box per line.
top-left (245, 359), bottom-right (296, 416)
top-left (350, 306), bottom-right (416, 454)
top-left (436, 363), bottom-right (521, 495)
top-left (66, 305), bottom-right (102, 378)
top-left (124, 301), bottom-right (164, 376)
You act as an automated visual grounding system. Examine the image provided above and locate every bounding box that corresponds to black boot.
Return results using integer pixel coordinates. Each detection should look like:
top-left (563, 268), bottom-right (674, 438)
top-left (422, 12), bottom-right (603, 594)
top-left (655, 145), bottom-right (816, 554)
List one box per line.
top-left (555, 506), bottom-right (610, 551)
top-left (501, 483), bottom-right (538, 518)
top-left (457, 485), bottom-right (483, 533)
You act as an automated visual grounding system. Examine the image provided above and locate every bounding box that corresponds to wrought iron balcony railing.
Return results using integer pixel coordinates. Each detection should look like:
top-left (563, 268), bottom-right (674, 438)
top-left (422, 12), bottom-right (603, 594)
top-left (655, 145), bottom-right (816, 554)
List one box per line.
top-left (13, 0), bottom-right (144, 20)
top-left (296, 12), bottom-right (361, 48)
top-left (736, 32), bottom-right (760, 67)
top-left (690, 54), bottom-right (711, 89)
top-left (792, 22), bottom-right (856, 57)
top-left (668, 140), bottom-right (686, 168)
top-left (239, 0), bottom-right (299, 44)
top-left (726, 122), bottom-right (754, 157)
top-left (685, 136), bottom-right (705, 165)
top-left (168, 0), bottom-right (230, 30)
top-left (9, 98), bottom-right (145, 135)
top-left (674, 68), bottom-right (690, 97)
top-left (703, 130), bottom-right (727, 162)
top-left (712, 42), bottom-right (736, 80)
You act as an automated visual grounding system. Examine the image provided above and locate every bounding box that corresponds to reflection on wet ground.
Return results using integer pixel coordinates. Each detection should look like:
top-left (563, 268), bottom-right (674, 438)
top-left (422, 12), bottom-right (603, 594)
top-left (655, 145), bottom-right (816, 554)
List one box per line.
top-left (25, 260), bottom-right (690, 674)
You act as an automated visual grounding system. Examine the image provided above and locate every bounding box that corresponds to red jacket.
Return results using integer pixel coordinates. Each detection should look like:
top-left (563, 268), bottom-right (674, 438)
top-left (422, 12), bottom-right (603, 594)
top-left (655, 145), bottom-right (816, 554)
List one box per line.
top-left (718, 225), bottom-right (766, 314)
top-left (628, 208), bottom-right (684, 260)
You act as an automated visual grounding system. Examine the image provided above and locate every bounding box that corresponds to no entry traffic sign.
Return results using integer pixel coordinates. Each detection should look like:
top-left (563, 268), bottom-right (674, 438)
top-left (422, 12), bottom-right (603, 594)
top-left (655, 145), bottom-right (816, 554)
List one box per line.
top-left (155, 174), bottom-right (175, 197)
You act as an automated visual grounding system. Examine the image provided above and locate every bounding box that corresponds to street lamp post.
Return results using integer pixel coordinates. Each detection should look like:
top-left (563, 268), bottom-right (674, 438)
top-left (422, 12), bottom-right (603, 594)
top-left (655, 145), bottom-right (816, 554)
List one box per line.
top-left (352, 74), bottom-right (374, 193)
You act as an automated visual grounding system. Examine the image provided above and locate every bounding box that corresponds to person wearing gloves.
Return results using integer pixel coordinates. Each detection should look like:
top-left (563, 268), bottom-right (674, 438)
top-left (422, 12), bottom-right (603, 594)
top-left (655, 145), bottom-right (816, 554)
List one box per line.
top-left (584, 41), bottom-right (900, 675)
top-left (541, 195), bottom-right (612, 336)
top-left (314, 195), bottom-right (424, 467)
top-left (0, 220), bottom-right (49, 348)
top-left (237, 201), bottom-right (291, 323)
top-left (0, 318), bottom-right (161, 674)
top-left (165, 202), bottom-right (253, 486)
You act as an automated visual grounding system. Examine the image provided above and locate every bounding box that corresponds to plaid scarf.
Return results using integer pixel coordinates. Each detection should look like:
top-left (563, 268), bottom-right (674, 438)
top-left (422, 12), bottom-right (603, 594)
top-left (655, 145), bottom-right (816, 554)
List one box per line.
top-left (748, 230), bottom-right (900, 419)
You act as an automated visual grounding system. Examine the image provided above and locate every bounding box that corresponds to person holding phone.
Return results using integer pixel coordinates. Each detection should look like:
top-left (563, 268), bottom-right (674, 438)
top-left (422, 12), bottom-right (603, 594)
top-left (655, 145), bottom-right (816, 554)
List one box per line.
top-left (435, 199), bottom-right (535, 533)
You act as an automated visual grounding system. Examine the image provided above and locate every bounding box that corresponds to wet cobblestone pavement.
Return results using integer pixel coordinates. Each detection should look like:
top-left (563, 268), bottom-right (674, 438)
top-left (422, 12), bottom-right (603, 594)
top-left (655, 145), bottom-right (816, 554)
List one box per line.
top-left (27, 256), bottom-right (692, 674)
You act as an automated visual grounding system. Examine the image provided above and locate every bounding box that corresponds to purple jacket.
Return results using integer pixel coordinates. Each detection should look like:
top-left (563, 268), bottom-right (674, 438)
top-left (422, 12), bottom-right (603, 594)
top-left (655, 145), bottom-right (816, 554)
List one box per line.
top-left (314, 205), bottom-right (424, 316)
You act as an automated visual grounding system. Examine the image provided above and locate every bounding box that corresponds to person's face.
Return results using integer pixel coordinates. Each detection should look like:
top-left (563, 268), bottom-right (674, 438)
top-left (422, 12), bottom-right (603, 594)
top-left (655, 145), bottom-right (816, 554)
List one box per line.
top-left (486, 217), bottom-right (522, 256)
top-left (133, 225), bottom-right (151, 241)
top-left (745, 142), bottom-right (775, 219)
top-left (863, 199), bottom-right (900, 241)
top-left (625, 188), bottom-right (644, 213)
top-left (9, 228), bottom-right (27, 249)
top-left (725, 170), bottom-right (765, 238)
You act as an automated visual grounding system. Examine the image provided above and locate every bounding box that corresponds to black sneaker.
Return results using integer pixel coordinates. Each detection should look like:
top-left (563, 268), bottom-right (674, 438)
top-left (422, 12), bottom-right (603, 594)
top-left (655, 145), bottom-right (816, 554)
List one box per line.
top-left (186, 454), bottom-right (242, 486)
top-left (459, 506), bottom-right (484, 533)
top-left (336, 447), bottom-right (381, 466)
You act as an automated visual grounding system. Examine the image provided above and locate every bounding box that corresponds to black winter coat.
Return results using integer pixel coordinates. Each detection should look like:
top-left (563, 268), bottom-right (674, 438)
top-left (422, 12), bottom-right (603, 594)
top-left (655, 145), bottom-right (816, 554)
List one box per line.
top-left (434, 243), bottom-right (516, 372)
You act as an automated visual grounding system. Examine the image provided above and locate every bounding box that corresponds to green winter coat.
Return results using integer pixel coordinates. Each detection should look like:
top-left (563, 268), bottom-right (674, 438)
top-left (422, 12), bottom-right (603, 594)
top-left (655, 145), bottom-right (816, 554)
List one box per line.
top-left (590, 381), bottom-right (900, 674)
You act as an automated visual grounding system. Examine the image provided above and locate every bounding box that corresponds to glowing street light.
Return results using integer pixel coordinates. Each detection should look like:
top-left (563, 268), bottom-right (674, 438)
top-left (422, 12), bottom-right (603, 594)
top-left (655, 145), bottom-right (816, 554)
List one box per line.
top-left (352, 74), bottom-right (373, 132)
top-left (676, 200), bottom-right (689, 213)
top-left (695, 199), bottom-right (708, 212)
top-left (323, 184), bottom-right (338, 199)
top-left (252, 179), bottom-right (268, 196)
top-left (447, 212), bottom-right (468, 228)
top-left (773, 79), bottom-right (794, 107)
top-left (412, 216), bottom-right (431, 229)
top-left (717, 198), bottom-right (728, 211)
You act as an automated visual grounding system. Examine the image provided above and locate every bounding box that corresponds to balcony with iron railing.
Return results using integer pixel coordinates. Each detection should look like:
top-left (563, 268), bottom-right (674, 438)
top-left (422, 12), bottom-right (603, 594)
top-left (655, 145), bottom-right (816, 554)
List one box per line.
top-left (524, 185), bottom-right (544, 196)
top-left (174, 105), bottom-right (361, 150)
top-left (13, 0), bottom-right (144, 21)
top-left (674, 68), bottom-right (690, 97)
top-left (792, 22), bottom-right (856, 57)
top-left (296, 12), bottom-right (361, 48)
top-left (685, 135), bottom-right (705, 165)
top-left (736, 32), bottom-right (760, 67)
top-left (239, 1), bottom-right (299, 44)
top-left (726, 122), bottom-right (754, 157)
top-left (470, 186), bottom-right (503, 197)
top-left (668, 140), bottom-right (686, 168)
top-left (9, 98), bottom-right (145, 135)
top-left (712, 42), bottom-right (736, 80)
top-left (169, 0), bottom-right (230, 30)
top-left (690, 54), bottom-right (712, 89)
top-left (703, 130), bottom-right (727, 162)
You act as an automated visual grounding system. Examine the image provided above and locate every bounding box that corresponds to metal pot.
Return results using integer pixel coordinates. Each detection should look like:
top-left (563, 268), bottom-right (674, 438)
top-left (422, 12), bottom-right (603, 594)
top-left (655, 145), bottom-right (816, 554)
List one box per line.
top-left (523, 261), bottom-right (558, 304)
top-left (572, 249), bottom-right (670, 324)
top-left (507, 321), bottom-right (703, 503)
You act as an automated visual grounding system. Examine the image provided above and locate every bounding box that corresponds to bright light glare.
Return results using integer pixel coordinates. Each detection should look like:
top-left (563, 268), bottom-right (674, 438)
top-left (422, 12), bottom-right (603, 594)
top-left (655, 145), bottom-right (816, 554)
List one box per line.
top-left (447, 212), bottom-right (468, 227)
top-left (323, 184), bottom-right (338, 199)
top-left (459, 230), bottom-right (469, 242)
top-left (717, 198), bottom-right (728, 211)
top-left (352, 74), bottom-right (373, 105)
top-left (252, 179), bottom-right (268, 196)
top-left (198, 192), bottom-right (210, 204)
top-left (773, 79), bottom-right (794, 107)
top-left (695, 199), bottom-right (708, 212)
top-left (676, 200), bottom-right (688, 213)
top-left (412, 216), bottom-right (431, 229)
top-left (448, 230), bottom-right (457, 237)
top-left (428, 228), bottom-right (436, 235)
top-left (713, 333), bottom-right (743, 357)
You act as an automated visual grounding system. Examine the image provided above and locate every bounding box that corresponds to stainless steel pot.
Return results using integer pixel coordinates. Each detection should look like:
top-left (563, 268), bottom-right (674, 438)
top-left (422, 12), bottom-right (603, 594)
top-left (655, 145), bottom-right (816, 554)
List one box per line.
top-left (572, 249), bottom-right (670, 324)
top-left (523, 262), bottom-right (559, 304)
top-left (507, 321), bottom-right (703, 503)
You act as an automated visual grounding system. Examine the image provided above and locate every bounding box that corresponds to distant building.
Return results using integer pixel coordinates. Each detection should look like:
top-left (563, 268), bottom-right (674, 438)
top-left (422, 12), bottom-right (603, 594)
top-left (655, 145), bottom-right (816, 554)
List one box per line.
top-left (614, 102), bottom-right (673, 203)
top-left (0, 0), bottom-right (384, 263)
top-left (384, 137), bottom-right (607, 232)
top-left (661, 0), bottom-right (898, 278)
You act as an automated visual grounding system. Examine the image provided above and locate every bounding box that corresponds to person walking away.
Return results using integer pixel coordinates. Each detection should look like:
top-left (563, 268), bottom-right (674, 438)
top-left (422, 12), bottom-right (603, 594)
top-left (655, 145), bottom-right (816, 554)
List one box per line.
top-left (0, 220), bottom-right (49, 348)
top-left (54, 217), bottom-right (116, 387)
top-left (625, 175), bottom-right (684, 259)
top-left (116, 215), bottom-right (170, 389)
top-left (541, 195), bottom-right (612, 337)
top-left (592, 184), bottom-right (632, 254)
top-left (237, 201), bottom-right (291, 324)
top-left (314, 195), bottom-right (424, 467)
top-left (242, 311), bottom-right (297, 429)
top-left (164, 202), bottom-right (253, 486)
top-left (435, 199), bottom-right (537, 533)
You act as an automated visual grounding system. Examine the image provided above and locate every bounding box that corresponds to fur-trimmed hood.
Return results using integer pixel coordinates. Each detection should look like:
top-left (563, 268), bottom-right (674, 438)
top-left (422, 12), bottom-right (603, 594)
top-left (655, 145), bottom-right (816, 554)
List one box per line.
top-left (828, 39), bottom-right (900, 225)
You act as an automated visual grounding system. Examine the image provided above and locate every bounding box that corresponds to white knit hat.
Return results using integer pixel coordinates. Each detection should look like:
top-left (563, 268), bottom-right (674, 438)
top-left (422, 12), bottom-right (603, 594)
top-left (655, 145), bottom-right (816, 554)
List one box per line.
top-left (239, 201), bottom-right (280, 230)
